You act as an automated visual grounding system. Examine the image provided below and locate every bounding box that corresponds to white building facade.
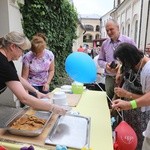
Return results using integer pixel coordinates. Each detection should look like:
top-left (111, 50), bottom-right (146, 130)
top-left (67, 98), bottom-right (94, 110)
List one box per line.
top-left (80, 15), bottom-right (101, 48)
top-left (111, 0), bottom-right (141, 46)
top-left (72, 18), bottom-right (86, 51)
top-left (100, 0), bottom-right (150, 50)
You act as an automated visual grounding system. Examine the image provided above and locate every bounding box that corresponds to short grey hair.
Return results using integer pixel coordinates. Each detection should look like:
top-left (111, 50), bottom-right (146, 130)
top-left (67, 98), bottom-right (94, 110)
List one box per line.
top-left (105, 19), bottom-right (119, 28)
top-left (0, 31), bottom-right (31, 50)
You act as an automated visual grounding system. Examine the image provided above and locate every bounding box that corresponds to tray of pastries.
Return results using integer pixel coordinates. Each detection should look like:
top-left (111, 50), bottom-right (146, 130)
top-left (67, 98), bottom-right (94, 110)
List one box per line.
top-left (5, 108), bottom-right (52, 137)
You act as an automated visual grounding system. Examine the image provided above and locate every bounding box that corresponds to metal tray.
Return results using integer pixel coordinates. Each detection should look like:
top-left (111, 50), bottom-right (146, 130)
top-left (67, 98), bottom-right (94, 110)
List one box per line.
top-left (5, 109), bottom-right (52, 137)
top-left (45, 114), bottom-right (91, 149)
top-left (0, 105), bottom-right (23, 128)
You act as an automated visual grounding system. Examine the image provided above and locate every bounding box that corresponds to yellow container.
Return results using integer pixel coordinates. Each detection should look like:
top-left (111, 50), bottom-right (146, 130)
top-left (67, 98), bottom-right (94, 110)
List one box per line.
top-left (72, 82), bottom-right (84, 94)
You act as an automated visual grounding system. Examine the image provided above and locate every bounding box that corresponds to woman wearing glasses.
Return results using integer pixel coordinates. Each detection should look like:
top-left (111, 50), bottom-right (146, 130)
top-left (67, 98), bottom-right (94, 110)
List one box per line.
top-left (0, 31), bottom-right (66, 115)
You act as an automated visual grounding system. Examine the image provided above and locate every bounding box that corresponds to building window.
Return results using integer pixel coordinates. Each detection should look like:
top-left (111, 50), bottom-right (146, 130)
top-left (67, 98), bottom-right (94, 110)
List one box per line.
top-left (96, 25), bottom-right (100, 32)
top-left (134, 20), bottom-right (138, 43)
top-left (118, 0), bottom-right (121, 5)
top-left (83, 34), bottom-right (93, 42)
top-left (95, 34), bottom-right (100, 39)
top-left (89, 35), bottom-right (92, 41)
top-left (84, 25), bottom-right (94, 31)
top-left (83, 35), bottom-right (87, 42)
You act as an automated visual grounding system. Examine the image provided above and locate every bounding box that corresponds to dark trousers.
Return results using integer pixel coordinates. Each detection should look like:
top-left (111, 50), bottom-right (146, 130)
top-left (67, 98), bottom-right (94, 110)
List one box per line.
top-left (105, 75), bottom-right (116, 108)
top-left (29, 86), bottom-right (49, 97)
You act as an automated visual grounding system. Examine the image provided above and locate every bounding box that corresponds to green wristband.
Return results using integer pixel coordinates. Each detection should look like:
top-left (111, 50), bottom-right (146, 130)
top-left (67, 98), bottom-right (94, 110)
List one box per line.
top-left (130, 100), bottom-right (137, 109)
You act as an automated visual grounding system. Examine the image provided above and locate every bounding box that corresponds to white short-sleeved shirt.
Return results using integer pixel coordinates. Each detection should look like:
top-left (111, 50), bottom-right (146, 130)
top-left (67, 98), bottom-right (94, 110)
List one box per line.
top-left (93, 55), bottom-right (105, 84)
top-left (141, 60), bottom-right (150, 112)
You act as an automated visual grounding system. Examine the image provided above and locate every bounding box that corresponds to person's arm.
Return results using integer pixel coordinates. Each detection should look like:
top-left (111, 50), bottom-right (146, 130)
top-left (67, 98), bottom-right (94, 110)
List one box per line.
top-left (114, 87), bottom-right (142, 100)
top-left (112, 92), bottom-right (150, 111)
top-left (112, 99), bottom-right (132, 110)
top-left (136, 92), bottom-right (150, 107)
top-left (115, 64), bottom-right (123, 86)
top-left (136, 67), bottom-right (150, 107)
top-left (6, 80), bottom-right (66, 115)
top-left (19, 76), bottom-right (49, 98)
top-left (43, 60), bottom-right (55, 91)
top-left (98, 44), bottom-right (107, 69)
top-left (22, 63), bottom-right (29, 80)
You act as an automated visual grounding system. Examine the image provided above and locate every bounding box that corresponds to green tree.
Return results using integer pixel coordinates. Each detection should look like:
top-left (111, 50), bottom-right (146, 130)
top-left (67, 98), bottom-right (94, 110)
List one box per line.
top-left (19, 0), bottom-right (78, 90)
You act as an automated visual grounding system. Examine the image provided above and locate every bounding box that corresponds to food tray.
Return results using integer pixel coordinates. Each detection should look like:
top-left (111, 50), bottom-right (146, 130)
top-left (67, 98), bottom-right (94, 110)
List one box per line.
top-left (0, 105), bottom-right (23, 128)
top-left (5, 109), bottom-right (52, 137)
top-left (45, 114), bottom-right (90, 149)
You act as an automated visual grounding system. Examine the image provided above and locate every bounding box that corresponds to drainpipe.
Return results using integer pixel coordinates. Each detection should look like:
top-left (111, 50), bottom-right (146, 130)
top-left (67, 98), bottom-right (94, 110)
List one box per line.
top-left (144, 0), bottom-right (150, 50)
top-left (138, 0), bottom-right (143, 48)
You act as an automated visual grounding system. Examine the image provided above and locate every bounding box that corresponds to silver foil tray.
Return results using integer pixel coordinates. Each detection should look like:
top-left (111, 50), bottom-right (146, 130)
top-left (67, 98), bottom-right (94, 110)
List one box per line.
top-left (0, 105), bottom-right (23, 128)
top-left (5, 110), bottom-right (52, 137)
top-left (45, 114), bottom-right (91, 149)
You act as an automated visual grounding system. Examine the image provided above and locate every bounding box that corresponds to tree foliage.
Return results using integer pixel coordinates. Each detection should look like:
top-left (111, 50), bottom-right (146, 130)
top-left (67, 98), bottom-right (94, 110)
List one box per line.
top-left (19, 0), bottom-right (78, 90)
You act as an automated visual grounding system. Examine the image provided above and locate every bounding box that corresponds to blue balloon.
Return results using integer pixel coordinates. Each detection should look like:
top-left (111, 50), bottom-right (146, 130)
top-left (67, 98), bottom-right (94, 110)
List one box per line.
top-left (65, 52), bottom-right (97, 83)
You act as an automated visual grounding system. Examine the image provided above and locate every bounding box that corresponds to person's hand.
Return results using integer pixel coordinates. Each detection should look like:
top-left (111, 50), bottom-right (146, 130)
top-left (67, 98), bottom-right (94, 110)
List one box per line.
top-left (115, 73), bottom-right (122, 86)
top-left (50, 104), bottom-right (67, 115)
top-left (43, 83), bottom-right (50, 92)
top-left (106, 63), bottom-right (112, 73)
top-left (114, 87), bottom-right (127, 98)
top-left (36, 90), bottom-right (49, 99)
top-left (112, 99), bottom-right (132, 111)
top-left (106, 63), bottom-right (119, 74)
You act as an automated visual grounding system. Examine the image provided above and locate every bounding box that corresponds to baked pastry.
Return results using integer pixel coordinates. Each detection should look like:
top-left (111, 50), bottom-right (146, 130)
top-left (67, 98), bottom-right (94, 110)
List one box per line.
top-left (10, 115), bottom-right (46, 131)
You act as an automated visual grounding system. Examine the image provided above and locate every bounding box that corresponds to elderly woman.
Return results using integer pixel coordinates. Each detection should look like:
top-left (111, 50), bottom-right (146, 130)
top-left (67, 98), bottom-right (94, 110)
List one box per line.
top-left (22, 33), bottom-right (54, 95)
top-left (112, 42), bottom-right (150, 150)
top-left (0, 31), bottom-right (66, 115)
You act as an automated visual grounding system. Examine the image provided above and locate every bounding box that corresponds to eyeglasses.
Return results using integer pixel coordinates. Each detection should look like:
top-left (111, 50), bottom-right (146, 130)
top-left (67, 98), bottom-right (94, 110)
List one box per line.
top-left (15, 45), bottom-right (24, 52)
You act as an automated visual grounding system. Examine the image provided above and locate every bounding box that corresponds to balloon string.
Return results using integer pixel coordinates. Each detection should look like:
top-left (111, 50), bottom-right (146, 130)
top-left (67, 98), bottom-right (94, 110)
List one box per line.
top-left (121, 110), bottom-right (124, 120)
top-left (95, 82), bottom-right (124, 120)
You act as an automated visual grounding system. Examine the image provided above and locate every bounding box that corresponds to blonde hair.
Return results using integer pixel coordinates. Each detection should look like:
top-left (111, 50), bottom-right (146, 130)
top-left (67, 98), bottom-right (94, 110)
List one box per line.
top-left (0, 31), bottom-right (31, 50)
top-left (35, 32), bottom-right (47, 42)
top-left (31, 36), bottom-right (46, 53)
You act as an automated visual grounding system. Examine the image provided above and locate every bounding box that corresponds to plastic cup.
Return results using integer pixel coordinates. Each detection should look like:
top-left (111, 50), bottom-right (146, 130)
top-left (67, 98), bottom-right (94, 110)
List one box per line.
top-left (71, 82), bottom-right (84, 94)
top-left (53, 91), bottom-right (68, 106)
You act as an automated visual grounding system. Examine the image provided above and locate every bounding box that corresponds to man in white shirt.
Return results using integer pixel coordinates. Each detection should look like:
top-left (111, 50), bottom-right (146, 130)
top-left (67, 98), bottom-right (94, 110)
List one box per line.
top-left (93, 54), bottom-right (105, 91)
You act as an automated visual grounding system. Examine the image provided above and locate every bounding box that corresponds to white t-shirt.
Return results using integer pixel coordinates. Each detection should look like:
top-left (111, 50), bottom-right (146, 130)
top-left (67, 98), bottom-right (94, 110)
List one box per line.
top-left (141, 60), bottom-right (150, 112)
top-left (87, 48), bottom-right (91, 53)
top-left (93, 55), bottom-right (105, 84)
top-left (140, 60), bottom-right (150, 138)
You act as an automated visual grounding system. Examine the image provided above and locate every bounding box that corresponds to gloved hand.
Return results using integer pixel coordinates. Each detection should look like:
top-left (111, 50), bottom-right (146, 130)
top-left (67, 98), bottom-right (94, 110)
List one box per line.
top-left (50, 104), bottom-right (67, 115)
